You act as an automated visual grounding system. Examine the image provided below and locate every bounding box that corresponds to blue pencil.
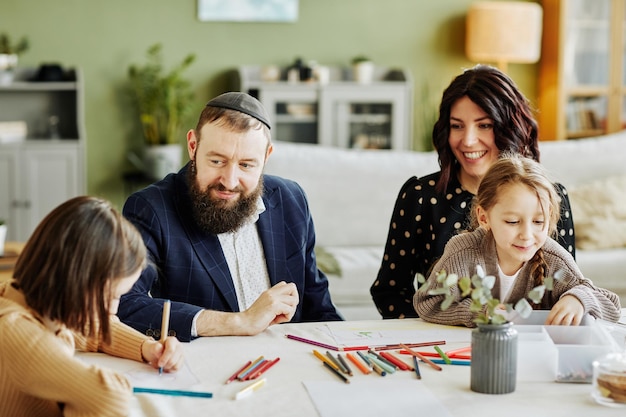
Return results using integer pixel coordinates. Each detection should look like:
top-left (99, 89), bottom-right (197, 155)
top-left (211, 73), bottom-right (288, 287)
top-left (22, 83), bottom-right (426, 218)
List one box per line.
top-left (412, 356), bottom-right (422, 379)
top-left (426, 358), bottom-right (471, 366)
top-left (133, 387), bottom-right (213, 398)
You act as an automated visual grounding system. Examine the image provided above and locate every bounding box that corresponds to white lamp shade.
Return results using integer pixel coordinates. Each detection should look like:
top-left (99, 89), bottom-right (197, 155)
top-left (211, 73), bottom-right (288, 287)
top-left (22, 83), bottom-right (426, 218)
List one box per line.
top-left (466, 1), bottom-right (543, 69)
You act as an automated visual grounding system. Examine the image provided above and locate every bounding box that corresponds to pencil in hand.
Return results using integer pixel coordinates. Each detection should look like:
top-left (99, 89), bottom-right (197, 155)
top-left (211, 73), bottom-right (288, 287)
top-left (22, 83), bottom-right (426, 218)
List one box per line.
top-left (159, 300), bottom-right (171, 375)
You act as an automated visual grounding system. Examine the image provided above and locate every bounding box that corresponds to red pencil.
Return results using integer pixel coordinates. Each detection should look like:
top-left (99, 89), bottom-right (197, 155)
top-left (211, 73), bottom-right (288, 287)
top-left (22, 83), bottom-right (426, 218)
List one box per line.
top-left (225, 360), bottom-right (252, 384)
top-left (379, 351), bottom-right (412, 371)
top-left (247, 357), bottom-right (280, 380)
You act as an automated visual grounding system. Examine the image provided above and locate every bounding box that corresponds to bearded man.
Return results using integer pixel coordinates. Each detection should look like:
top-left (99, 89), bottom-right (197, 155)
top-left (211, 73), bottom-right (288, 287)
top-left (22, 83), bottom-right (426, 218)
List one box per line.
top-left (119, 92), bottom-right (342, 342)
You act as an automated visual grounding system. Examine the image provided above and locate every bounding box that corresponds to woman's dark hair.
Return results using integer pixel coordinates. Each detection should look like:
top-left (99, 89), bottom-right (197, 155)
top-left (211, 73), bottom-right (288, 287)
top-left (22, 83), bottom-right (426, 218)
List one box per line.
top-left (432, 64), bottom-right (540, 194)
top-left (13, 196), bottom-right (146, 344)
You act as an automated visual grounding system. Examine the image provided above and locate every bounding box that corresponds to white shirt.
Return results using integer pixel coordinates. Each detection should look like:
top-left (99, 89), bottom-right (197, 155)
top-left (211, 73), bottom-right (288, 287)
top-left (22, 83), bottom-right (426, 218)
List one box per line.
top-left (191, 197), bottom-right (271, 336)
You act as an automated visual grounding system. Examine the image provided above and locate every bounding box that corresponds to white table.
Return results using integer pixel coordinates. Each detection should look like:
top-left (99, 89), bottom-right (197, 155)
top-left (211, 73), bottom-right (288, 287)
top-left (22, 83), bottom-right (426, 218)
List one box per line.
top-left (78, 318), bottom-right (626, 417)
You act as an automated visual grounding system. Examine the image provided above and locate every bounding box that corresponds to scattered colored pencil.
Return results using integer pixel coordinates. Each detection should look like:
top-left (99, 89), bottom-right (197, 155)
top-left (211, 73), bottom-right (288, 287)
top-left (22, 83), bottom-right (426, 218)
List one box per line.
top-left (322, 361), bottom-right (350, 383)
top-left (246, 357), bottom-right (281, 380)
top-left (346, 352), bottom-right (371, 375)
top-left (434, 346), bottom-right (452, 364)
top-left (399, 343), bottom-right (442, 371)
top-left (225, 360), bottom-right (252, 384)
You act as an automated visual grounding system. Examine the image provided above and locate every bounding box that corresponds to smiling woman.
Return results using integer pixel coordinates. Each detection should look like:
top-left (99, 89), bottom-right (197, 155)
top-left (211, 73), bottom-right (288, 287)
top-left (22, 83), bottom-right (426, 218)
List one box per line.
top-left (370, 64), bottom-right (577, 320)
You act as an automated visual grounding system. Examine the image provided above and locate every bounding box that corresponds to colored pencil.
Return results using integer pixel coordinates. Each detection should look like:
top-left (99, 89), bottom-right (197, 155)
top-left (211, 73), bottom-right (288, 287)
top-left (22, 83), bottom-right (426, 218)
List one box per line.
top-left (238, 358), bottom-right (267, 380)
top-left (346, 352), bottom-right (371, 375)
top-left (312, 350), bottom-right (341, 372)
top-left (372, 340), bottom-right (446, 351)
top-left (133, 387), bottom-right (212, 398)
top-left (337, 354), bottom-right (353, 376)
top-left (368, 350), bottom-right (397, 371)
top-left (434, 346), bottom-right (452, 364)
top-left (247, 357), bottom-right (280, 380)
top-left (399, 343), bottom-right (442, 371)
top-left (287, 334), bottom-right (339, 351)
top-left (379, 351), bottom-right (412, 371)
top-left (326, 351), bottom-right (346, 373)
top-left (412, 356), bottom-right (422, 380)
top-left (285, 334), bottom-right (369, 351)
top-left (370, 360), bottom-right (387, 377)
top-left (428, 358), bottom-right (471, 366)
top-left (225, 360), bottom-right (252, 384)
top-left (236, 356), bottom-right (265, 380)
top-left (158, 300), bottom-right (171, 375)
top-left (444, 346), bottom-right (472, 359)
top-left (285, 333), bottom-right (445, 352)
top-left (322, 361), bottom-right (350, 383)
top-left (368, 354), bottom-right (396, 374)
top-left (356, 350), bottom-right (373, 368)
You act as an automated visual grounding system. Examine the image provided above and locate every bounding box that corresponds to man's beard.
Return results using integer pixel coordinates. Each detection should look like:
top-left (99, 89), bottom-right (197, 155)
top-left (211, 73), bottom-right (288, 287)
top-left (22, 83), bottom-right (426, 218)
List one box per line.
top-left (187, 162), bottom-right (264, 235)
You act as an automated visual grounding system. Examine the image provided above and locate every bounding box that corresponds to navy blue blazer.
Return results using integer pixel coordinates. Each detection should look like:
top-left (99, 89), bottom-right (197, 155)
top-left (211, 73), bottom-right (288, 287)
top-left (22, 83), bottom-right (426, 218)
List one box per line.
top-left (118, 163), bottom-right (342, 341)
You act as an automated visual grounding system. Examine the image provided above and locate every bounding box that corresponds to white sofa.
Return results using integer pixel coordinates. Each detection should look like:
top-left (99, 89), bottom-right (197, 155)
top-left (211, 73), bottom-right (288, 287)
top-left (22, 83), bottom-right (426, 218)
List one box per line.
top-left (264, 133), bottom-right (626, 320)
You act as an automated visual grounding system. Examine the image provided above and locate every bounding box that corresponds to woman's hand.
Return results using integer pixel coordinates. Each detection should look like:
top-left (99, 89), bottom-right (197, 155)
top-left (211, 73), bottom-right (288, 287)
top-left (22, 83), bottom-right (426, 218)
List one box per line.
top-left (141, 337), bottom-right (184, 372)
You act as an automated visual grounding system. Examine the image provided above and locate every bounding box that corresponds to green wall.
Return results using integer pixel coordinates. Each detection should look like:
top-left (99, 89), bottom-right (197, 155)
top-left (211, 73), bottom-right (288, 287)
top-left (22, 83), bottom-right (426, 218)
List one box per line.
top-left (2, 0), bottom-right (539, 208)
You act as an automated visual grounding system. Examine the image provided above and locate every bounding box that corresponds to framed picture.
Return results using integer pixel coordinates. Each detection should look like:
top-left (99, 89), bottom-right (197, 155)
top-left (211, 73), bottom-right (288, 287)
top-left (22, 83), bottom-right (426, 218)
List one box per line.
top-left (198, 0), bottom-right (299, 22)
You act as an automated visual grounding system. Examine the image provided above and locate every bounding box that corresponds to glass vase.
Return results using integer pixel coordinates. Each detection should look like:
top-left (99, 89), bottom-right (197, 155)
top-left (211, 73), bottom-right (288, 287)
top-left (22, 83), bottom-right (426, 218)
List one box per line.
top-left (471, 322), bottom-right (518, 394)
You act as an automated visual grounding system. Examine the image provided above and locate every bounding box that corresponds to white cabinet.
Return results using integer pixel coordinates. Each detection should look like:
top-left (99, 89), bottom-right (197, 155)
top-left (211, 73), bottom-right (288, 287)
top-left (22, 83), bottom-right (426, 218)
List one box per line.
top-left (0, 68), bottom-right (85, 241)
top-left (0, 144), bottom-right (83, 241)
top-left (237, 66), bottom-right (413, 149)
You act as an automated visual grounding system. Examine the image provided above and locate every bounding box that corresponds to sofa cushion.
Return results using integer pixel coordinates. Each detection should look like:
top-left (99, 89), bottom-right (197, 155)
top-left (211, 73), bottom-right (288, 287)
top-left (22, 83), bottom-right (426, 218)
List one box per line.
top-left (264, 141), bottom-right (440, 247)
top-left (568, 175), bottom-right (626, 250)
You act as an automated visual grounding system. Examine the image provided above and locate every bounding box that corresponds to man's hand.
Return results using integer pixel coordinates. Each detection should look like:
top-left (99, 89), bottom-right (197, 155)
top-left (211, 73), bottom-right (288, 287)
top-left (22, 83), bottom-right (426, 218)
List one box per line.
top-left (141, 336), bottom-right (184, 372)
top-left (545, 295), bottom-right (584, 325)
top-left (243, 281), bottom-right (299, 331)
top-left (196, 281), bottom-right (299, 336)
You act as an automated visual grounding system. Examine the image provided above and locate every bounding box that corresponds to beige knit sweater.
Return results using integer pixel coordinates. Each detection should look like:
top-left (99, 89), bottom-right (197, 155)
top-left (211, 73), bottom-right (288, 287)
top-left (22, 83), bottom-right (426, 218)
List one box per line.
top-left (414, 227), bottom-right (622, 327)
top-left (0, 280), bottom-right (151, 417)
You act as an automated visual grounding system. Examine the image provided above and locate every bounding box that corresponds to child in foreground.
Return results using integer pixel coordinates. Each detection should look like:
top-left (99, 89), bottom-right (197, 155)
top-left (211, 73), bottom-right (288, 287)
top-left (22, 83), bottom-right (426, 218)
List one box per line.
top-left (0, 196), bottom-right (184, 417)
top-left (414, 155), bottom-right (621, 327)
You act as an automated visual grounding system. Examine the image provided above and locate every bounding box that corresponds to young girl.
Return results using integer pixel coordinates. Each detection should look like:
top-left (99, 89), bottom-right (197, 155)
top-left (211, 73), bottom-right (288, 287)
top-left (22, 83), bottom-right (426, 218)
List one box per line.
top-left (414, 155), bottom-right (621, 327)
top-left (0, 196), bottom-right (183, 417)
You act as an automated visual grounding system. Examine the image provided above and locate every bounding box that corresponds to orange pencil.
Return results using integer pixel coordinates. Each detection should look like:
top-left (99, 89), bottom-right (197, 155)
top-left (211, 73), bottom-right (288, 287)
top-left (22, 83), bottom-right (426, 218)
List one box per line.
top-left (399, 343), bottom-right (442, 371)
top-left (346, 352), bottom-right (371, 375)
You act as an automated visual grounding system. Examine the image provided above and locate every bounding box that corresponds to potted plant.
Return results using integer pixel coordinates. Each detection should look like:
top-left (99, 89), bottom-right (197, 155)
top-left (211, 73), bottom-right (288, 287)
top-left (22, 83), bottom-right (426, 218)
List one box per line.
top-left (418, 265), bottom-right (559, 394)
top-left (127, 43), bottom-right (196, 180)
top-left (0, 33), bottom-right (29, 85)
top-left (351, 55), bottom-right (374, 84)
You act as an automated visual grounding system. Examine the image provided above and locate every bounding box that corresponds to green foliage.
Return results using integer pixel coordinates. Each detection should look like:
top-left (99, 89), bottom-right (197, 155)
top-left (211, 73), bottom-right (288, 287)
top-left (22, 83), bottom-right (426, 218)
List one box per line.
top-left (127, 44), bottom-right (196, 146)
top-left (351, 55), bottom-right (371, 64)
top-left (418, 265), bottom-right (560, 325)
top-left (0, 33), bottom-right (29, 55)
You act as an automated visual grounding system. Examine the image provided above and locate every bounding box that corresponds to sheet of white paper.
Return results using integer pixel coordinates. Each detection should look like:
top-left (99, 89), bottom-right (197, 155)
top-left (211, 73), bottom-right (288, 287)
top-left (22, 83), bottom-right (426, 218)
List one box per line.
top-left (303, 379), bottom-right (453, 417)
top-left (77, 352), bottom-right (200, 390)
top-left (324, 322), bottom-right (472, 348)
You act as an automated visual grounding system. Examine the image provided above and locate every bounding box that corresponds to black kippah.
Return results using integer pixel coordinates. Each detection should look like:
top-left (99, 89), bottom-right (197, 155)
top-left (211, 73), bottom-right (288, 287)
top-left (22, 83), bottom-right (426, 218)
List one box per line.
top-left (206, 92), bottom-right (271, 130)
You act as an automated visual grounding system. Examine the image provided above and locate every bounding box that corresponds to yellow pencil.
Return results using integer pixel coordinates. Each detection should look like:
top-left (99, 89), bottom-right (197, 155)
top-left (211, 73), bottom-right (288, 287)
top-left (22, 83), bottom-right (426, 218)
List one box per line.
top-left (158, 300), bottom-right (171, 375)
top-left (312, 350), bottom-right (341, 372)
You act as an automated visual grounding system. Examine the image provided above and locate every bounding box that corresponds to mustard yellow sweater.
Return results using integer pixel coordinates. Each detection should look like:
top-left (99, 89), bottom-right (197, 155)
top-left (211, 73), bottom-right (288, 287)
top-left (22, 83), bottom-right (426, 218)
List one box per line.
top-left (0, 281), bottom-right (151, 417)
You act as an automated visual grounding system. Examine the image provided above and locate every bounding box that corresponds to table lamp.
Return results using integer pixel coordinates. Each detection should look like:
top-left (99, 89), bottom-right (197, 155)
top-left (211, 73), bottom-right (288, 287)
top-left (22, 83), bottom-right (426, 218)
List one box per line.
top-left (465, 1), bottom-right (543, 72)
